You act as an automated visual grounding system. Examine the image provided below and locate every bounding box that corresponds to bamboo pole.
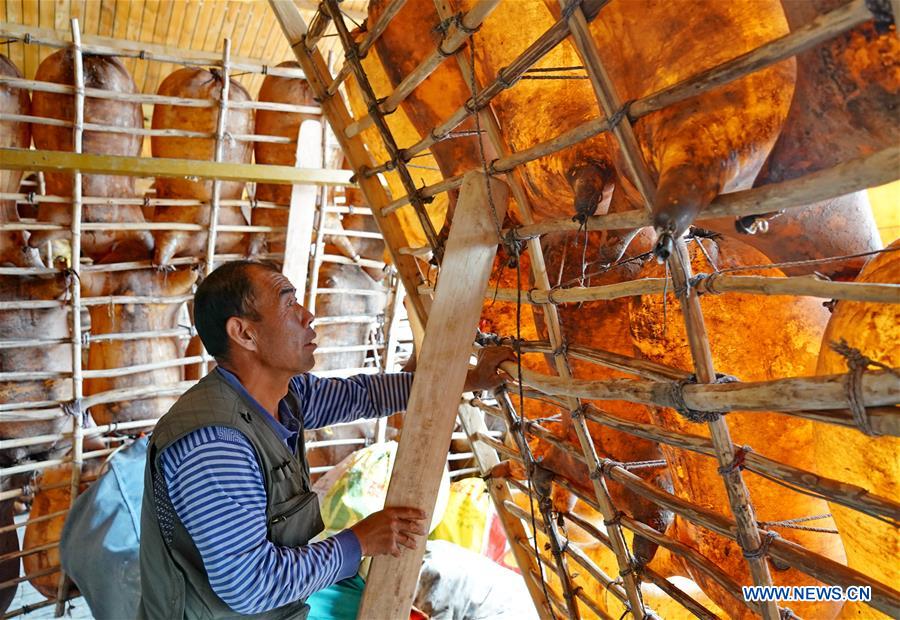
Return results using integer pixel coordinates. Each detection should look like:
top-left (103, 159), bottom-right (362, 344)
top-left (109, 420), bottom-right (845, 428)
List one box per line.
top-left (1, 192), bottom-right (294, 209)
top-left (0, 472), bottom-right (101, 504)
top-left (204, 37), bottom-right (232, 280)
top-left (326, 204), bottom-right (373, 215)
top-left (0, 112), bottom-right (295, 144)
top-left (0, 22), bottom-right (307, 78)
top-left (577, 406), bottom-right (900, 524)
top-left (0, 381), bottom-right (197, 421)
top-left (80, 355), bottom-right (208, 380)
top-left (0, 511), bottom-right (69, 536)
top-left (303, 5), bottom-right (333, 53)
top-left (325, 0), bottom-right (441, 257)
top-left (486, 275), bottom-right (900, 305)
top-left (324, 0), bottom-right (408, 97)
top-left (597, 460), bottom-right (900, 617)
top-left (387, 133), bottom-right (899, 224)
top-left (508, 488), bottom-right (717, 620)
top-left (303, 121), bottom-right (330, 313)
top-left (555, 483), bottom-right (755, 618)
top-left (366, 0), bottom-right (612, 170)
top-left (380, 274), bottom-right (404, 373)
top-left (630, 0), bottom-right (872, 119)
top-left (0, 148), bottom-right (355, 187)
top-left (426, 1), bottom-right (650, 612)
top-left (502, 497), bottom-right (631, 615)
top-left (509, 340), bottom-right (689, 382)
top-left (494, 394), bottom-right (582, 619)
top-left (499, 361), bottom-right (900, 433)
top-left (0, 418), bottom-right (158, 454)
top-left (4, 598), bottom-right (58, 618)
top-left (344, 0), bottom-right (501, 139)
top-left (666, 238), bottom-right (779, 619)
top-left (0, 222), bottom-right (285, 234)
top-left (55, 18), bottom-right (85, 614)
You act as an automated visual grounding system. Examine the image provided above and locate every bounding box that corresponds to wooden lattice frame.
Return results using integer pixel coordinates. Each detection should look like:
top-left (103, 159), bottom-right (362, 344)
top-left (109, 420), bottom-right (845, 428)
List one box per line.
top-left (271, 1), bottom-right (900, 619)
top-left (0, 18), bottom-right (415, 616)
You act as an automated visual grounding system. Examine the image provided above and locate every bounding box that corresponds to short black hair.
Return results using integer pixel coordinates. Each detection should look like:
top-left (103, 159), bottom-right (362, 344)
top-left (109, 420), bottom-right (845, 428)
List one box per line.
top-left (193, 260), bottom-right (281, 359)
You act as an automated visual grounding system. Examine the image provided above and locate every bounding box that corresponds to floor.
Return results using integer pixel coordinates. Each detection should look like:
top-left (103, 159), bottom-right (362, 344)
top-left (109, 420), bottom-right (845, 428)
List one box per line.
top-left (7, 513), bottom-right (92, 620)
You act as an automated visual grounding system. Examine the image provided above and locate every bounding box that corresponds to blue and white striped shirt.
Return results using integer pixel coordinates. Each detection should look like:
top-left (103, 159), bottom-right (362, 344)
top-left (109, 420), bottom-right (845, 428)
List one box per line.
top-left (159, 368), bottom-right (414, 615)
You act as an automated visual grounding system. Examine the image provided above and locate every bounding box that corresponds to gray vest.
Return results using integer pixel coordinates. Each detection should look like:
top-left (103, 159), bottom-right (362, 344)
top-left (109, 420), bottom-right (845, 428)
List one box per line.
top-left (138, 370), bottom-right (325, 619)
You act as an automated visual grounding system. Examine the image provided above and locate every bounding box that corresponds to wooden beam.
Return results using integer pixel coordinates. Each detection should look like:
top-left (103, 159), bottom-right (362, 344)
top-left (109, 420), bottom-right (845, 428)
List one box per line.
top-left (456, 402), bottom-right (553, 620)
top-left (358, 171), bottom-right (509, 619)
top-left (0, 148), bottom-right (354, 186)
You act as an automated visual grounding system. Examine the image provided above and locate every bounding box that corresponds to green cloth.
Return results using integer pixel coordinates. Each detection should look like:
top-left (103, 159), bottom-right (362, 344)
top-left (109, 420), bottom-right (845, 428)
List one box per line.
top-left (307, 575), bottom-right (365, 620)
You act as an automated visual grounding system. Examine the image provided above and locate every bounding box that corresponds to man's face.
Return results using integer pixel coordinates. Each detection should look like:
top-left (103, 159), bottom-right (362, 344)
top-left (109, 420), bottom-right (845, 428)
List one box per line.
top-left (245, 267), bottom-right (317, 375)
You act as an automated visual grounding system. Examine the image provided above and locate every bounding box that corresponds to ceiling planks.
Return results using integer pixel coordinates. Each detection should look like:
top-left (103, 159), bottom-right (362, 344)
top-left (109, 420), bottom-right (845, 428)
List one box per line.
top-left (0, 0), bottom-right (368, 97)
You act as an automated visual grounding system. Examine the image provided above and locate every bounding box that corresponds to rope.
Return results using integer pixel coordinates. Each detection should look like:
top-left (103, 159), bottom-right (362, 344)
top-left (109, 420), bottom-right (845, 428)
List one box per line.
top-left (717, 245), bottom-right (900, 275)
top-left (718, 444), bottom-right (752, 475)
top-left (758, 513), bottom-right (839, 535)
top-left (829, 338), bottom-right (898, 436)
top-left (742, 530), bottom-right (779, 560)
top-left (690, 271), bottom-right (725, 296)
top-left (670, 373), bottom-right (739, 423)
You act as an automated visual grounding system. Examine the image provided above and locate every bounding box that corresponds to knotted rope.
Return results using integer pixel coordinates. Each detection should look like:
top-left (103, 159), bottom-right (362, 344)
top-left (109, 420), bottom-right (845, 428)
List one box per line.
top-left (830, 338), bottom-right (898, 436)
top-left (670, 373), bottom-right (740, 422)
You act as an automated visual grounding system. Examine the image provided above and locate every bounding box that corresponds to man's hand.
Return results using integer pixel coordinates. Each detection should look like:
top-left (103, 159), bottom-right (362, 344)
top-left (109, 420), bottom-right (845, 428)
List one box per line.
top-left (464, 345), bottom-right (517, 392)
top-left (349, 507), bottom-right (427, 557)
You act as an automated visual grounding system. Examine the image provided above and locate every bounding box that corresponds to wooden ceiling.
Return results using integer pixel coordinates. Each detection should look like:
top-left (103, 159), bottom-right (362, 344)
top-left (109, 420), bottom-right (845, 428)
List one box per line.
top-left (1, 0), bottom-right (368, 97)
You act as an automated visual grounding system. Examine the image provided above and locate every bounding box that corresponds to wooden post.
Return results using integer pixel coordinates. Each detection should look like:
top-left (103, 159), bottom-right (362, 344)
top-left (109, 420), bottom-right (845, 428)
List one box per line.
top-left (457, 401), bottom-right (553, 619)
top-left (668, 237), bottom-right (780, 620)
top-left (54, 18), bottom-right (85, 616)
top-left (495, 392), bottom-right (582, 619)
top-left (357, 171), bottom-right (508, 619)
top-left (282, 119), bottom-right (323, 300)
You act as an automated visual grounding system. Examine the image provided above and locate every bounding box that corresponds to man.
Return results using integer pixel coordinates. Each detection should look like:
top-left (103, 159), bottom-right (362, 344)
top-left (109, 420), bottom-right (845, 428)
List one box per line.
top-left (139, 260), bottom-right (514, 619)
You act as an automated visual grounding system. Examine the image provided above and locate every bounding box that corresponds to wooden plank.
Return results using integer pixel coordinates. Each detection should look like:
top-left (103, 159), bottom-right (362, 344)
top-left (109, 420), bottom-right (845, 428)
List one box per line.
top-left (37, 0), bottom-right (54, 72)
top-left (200, 0), bottom-right (227, 52)
top-left (358, 171), bottom-right (509, 620)
top-left (82, 0), bottom-right (100, 36)
top-left (0, 147), bottom-right (355, 186)
top-left (97, 0), bottom-right (115, 37)
top-left (4, 1), bottom-right (25, 74)
top-left (21, 0), bottom-right (38, 78)
top-left (282, 119), bottom-right (322, 303)
top-left (141, 0), bottom-right (173, 94)
top-left (131, 0), bottom-right (159, 92)
top-left (112, 0), bottom-right (129, 40)
top-left (53, 0), bottom-right (68, 31)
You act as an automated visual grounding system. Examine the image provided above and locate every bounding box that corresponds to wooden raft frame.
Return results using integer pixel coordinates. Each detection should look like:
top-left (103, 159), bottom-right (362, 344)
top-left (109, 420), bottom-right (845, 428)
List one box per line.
top-left (271, 0), bottom-right (900, 619)
top-left (0, 19), bottom-right (417, 618)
